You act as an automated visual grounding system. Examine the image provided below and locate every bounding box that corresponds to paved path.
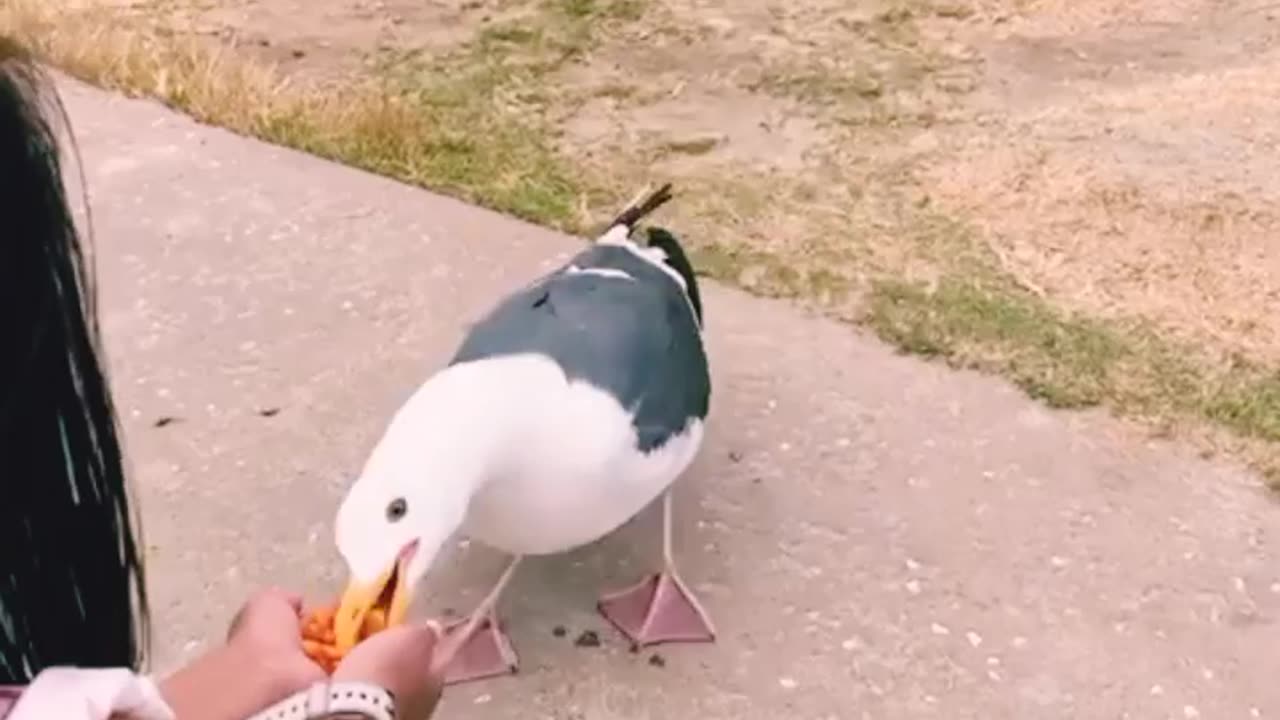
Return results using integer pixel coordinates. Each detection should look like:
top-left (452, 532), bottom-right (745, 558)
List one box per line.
top-left (59, 78), bottom-right (1280, 719)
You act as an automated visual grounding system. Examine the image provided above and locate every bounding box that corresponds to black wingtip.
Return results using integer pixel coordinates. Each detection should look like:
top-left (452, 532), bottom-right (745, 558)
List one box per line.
top-left (645, 226), bottom-right (704, 326)
top-left (605, 182), bottom-right (675, 233)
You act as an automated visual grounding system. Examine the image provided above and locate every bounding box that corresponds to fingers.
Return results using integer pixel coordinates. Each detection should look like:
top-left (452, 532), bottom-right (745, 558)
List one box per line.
top-left (398, 621), bottom-right (443, 659)
top-left (333, 621), bottom-right (443, 673)
top-left (410, 620), bottom-right (443, 661)
top-left (228, 587), bottom-right (309, 641)
top-left (281, 592), bottom-right (304, 614)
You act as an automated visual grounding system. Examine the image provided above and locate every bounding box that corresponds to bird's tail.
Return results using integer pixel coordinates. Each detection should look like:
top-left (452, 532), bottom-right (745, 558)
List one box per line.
top-left (598, 182), bottom-right (674, 242)
top-left (596, 182), bottom-right (704, 324)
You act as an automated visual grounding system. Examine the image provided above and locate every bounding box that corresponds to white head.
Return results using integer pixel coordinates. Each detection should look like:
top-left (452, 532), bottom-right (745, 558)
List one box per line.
top-left (331, 372), bottom-right (497, 650)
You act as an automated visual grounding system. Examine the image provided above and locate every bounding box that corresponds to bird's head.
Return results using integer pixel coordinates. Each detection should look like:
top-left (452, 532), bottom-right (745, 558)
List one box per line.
top-left (330, 365), bottom-right (507, 650)
top-left (331, 461), bottom-right (466, 651)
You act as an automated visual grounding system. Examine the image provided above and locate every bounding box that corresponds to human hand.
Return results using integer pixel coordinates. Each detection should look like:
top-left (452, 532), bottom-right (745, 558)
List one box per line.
top-left (161, 588), bottom-right (325, 720)
top-left (332, 622), bottom-right (444, 720)
top-left (225, 587), bottom-right (327, 693)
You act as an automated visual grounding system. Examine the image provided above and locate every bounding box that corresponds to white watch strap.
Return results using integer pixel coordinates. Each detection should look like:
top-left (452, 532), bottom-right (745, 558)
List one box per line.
top-left (245, 681), bottom-right (396, 720)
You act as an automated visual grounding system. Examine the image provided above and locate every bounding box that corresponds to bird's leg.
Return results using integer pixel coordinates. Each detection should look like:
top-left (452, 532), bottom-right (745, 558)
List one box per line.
top-left (597, 491), bottom-right (716, 647)
top-left (433, 556), bottom-right (522, 685)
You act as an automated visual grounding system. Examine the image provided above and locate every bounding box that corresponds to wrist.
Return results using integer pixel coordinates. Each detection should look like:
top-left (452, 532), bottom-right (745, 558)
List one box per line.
top-left (160, 645), bottom-right (238, 720)
top-left (244, 681), bottom-right (396, 720)
top-left (161, 644), bottom-right (296, 720)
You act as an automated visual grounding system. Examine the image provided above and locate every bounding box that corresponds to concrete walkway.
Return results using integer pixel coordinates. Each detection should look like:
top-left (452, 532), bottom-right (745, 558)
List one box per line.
top-left (61, 78), bottom-right (1279, 719)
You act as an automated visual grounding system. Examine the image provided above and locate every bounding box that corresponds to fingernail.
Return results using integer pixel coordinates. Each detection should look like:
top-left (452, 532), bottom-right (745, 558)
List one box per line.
top-left (424, 620), bottom-right (442, 639)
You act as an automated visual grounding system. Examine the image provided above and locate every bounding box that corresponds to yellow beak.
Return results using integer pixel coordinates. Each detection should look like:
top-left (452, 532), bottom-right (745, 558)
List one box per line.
top-left (334, 557), bottom-right (413, 653)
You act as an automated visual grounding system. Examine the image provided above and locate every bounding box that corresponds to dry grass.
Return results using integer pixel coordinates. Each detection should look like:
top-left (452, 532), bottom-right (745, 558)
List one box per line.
top-left (864, 218), bottom-right (1280, 482)
top-left (1, 0), bottom-right (602, 228)
top-left (8, 0), bottom-right (1280, 483)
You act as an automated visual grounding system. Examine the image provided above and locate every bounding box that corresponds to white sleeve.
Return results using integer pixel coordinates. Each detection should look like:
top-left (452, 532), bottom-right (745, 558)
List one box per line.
top-left (4, 667), bottom-right (175, 720)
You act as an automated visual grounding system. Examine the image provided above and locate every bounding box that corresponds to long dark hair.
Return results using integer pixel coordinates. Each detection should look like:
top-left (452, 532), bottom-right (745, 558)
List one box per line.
top-left (0, 39), bottom-right (150, 681)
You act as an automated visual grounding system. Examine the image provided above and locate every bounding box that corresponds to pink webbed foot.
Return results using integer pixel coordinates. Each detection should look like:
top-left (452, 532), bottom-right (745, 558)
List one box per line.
top-left (438, 613), bottom-right (519, 685)
top-left (598, 570), bottom-right (716, 648)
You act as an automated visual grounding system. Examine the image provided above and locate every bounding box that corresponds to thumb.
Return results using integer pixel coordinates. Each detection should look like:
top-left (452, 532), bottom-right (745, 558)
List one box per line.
top-left (389, 620), bottom-right (446, 675)
top-left (409, 620), bottom-right (443, 658)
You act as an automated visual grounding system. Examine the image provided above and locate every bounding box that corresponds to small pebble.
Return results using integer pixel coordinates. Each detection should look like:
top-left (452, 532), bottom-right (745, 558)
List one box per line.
top-left (649, 654), bottom-right (666, 668)
top-left (258, 407), bottom-right (281, 417)
top-left (153, 416), bottom-right (180, 428)
top-left (552, 625), bottom-right (567, 638)
top-left (574, 630), bottom-right (601, 648)
top-left (728, 450), bottom-right (743, 463)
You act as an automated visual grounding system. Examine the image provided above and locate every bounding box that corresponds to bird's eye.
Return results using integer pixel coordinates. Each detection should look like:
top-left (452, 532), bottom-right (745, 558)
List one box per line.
top-left (386, 497), bottom-right (408, 522)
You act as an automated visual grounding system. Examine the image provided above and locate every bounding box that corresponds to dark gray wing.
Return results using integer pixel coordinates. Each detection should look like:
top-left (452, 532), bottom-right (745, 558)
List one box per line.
top-left (451, 245), bottom-right (709, 453)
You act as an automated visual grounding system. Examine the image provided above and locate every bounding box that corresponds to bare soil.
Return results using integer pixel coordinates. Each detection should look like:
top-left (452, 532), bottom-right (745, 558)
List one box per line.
top-left (89, 0), bottom-right (1280, 363)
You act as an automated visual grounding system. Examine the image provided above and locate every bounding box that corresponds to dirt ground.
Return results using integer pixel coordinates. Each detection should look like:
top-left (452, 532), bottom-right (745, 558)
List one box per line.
top-left (77, 0), bottom-right (1280, 365)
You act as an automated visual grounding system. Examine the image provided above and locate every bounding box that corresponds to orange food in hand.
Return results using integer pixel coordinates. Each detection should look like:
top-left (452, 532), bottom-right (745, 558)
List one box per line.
top-left (301, 604), bottom-right (386, 674)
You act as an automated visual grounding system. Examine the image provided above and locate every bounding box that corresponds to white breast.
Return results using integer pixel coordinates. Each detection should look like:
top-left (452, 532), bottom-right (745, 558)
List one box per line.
top-left (459, 355), bottom-right (705, 556)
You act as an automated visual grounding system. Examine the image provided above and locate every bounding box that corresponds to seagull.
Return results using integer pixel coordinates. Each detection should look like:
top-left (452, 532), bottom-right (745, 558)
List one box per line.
top-left (331, 183), bottom-right (715, 684)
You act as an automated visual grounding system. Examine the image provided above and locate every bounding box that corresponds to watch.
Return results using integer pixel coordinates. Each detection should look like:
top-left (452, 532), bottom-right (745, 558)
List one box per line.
top-left (245, 681), bottom-right (397, 720)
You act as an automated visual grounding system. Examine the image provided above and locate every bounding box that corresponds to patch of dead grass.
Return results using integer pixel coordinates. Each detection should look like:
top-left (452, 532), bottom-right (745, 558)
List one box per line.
top-left (2, 0), bottom-right (598, 227)
top-left (865, 216), bottom-right (1280, 483)
top-left (928, 79), bottom-right (1280, 363)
